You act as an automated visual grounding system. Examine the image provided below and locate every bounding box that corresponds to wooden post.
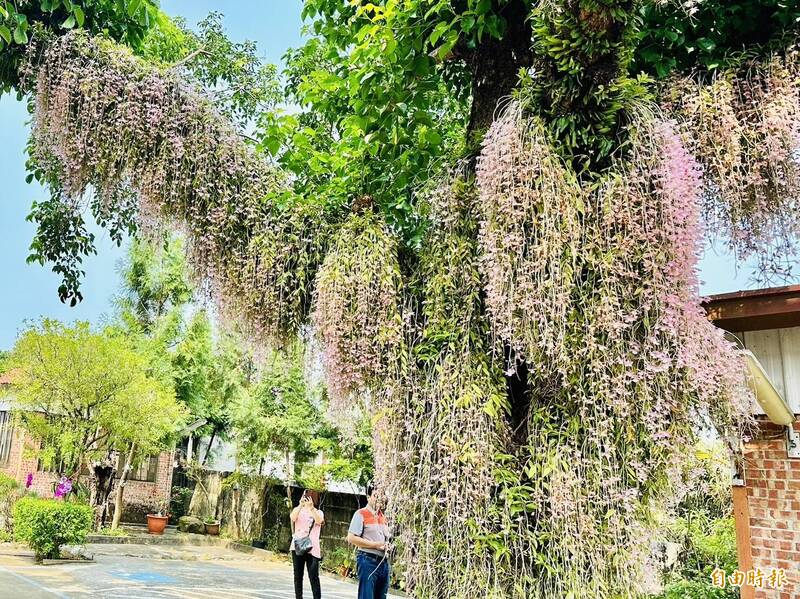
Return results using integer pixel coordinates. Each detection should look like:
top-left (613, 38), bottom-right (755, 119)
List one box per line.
top-left (732, 485), bottom-right (755, 599)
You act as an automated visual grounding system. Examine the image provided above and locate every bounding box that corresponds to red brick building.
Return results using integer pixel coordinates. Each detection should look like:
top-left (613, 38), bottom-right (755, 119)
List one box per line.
top-left (0, 371), bottom-right (174, 521)
top-left (705, 285), bottom-right (800, 599)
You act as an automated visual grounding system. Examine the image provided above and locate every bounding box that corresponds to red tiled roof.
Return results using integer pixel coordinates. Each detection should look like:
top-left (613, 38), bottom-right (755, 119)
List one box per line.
top-left (0, 369), bottom-right (21, 385)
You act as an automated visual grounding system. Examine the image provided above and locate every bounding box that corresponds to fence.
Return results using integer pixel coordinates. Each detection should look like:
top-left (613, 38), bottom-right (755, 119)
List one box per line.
top-left (184, 470), bottom-right (366, 556)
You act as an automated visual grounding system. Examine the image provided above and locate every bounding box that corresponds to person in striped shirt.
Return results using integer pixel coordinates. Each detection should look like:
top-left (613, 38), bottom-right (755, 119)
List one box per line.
top-left (346, 483), bottom-right (391, 599)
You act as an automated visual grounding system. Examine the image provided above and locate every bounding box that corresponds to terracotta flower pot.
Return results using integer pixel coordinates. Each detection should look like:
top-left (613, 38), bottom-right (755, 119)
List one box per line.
top-left (205, 521), bottom-right (220, 535)
top-left (146, 514), bottom-right (169, 535)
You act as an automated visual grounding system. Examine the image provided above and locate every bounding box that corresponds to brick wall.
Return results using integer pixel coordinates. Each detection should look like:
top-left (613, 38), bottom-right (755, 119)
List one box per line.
top-left (0, 427), bottom-right (42, 491)
top-left (116, 450), bottom-right (175, 522)
top-left (738, 420), bottom-right (800, 599)
top-left (0, 426), bottom-right (174, 522)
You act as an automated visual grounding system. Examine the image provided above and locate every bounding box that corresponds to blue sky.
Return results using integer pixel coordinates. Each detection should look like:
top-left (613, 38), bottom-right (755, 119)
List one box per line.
top-left (0, 1), bottom-right (786, 349)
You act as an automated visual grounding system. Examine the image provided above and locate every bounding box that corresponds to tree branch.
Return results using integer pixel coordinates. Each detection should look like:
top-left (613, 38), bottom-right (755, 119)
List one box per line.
top-left (170, 47), bottom-right (211, 70)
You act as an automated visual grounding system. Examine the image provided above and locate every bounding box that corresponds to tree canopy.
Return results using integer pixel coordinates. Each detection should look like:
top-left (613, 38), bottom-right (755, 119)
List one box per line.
top-left (8, 319), bottom-right (185, 478)
top-left (230, 343), bottom-right (374, 490)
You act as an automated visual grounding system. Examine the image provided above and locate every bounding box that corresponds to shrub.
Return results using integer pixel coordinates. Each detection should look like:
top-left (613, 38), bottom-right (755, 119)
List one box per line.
top-left (659, 580), bottom-right (734, 599)
top-left (670, 516), bottom-right (738, 581)
top-left (655, 517), bottom-right (738, 599)
top-left (13, 497), bottom-right (93, 561)
top-left (0, 473), bottom-right (22, 534)
top-left (322, 546), bottom-right (356, 577)
top-left (0, 473), bottom-right (18, 497)
top-left (169, 486), bottom-right (194, 524)
top-left (685, 518), bottom-right (738, 577)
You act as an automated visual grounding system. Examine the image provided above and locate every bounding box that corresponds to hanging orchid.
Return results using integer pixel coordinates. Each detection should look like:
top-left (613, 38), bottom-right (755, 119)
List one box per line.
top-left (666, 48), bottom-right (800, 280)
top-left (22, 31), bottom-right (330, 345)
top-left (312, 210), bottom-right (403, 407)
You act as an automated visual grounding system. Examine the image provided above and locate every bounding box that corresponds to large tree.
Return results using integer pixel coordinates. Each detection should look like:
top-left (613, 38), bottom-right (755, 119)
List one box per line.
top-left (8, 320), bottom-right (186, 527)
top-left (4, 1), bottom-right (800, 597)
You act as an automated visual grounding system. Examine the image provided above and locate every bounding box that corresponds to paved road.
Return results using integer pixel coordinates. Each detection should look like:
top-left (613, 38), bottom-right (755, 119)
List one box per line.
top-left (0, 543), bottom-right (399, 599)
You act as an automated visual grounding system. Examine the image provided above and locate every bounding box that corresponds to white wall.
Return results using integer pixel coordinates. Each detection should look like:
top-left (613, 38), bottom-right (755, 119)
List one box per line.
top-left (737, 326), bottom-right (800, 414)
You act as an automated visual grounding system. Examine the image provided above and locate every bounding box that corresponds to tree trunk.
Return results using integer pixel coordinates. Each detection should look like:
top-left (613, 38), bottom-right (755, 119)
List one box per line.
top-left (456, 1), bottom-right (639, 446)
top-left (284, 452), bottom-right (293, 507)
top-left (202, 429), bottom-right (216, 466)
top-left (111, 444), bottom-right (136, 530)
top-left (90, 461), bottom-right (116, 531)
top-left (461, 0), bottom-right (534, 140)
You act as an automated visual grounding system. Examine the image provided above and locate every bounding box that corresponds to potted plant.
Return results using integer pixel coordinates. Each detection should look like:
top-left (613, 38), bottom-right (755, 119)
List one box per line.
top-left (204, 515), bottom-right (220, 536)
top-left (339, 552), bottom-right (355, 578)
top-left (326, 547), bottom-right (355, 578)
top-left (146, 500), bottom-right (169, 535)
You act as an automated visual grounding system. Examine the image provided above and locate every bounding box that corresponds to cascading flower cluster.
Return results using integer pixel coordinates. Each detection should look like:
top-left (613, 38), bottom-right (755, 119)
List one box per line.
top-left (666, 48), bottom-right (800, 279)
top-left (474, 105), bottom-right (751, 598)
top-left (478, 103), bottom-right (582, 371)
top-left (312, 211), bottom-right (404, 406)
top-left (221, 201), bottom-right (334, 343)
top-left (23, 31), bottom-right (331, 342)
top-left (380, 175), bottom-right (510, 597)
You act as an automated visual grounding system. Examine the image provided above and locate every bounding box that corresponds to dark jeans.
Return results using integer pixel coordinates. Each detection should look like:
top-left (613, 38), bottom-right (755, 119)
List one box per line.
top-left (291, 550), bottom-right (321, 599)
top-left (356, 551), bottom-right (390, 599)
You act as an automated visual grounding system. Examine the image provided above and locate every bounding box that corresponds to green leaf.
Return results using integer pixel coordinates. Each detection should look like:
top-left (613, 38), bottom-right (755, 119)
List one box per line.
top-left (0, 25), bottom-right (10, 44)
top-left (127, 0), bottom-right (142, 18)
top-left (73, 6), bottom-right (85, 27)
top-left (697, 37), bottom-right (717, 52)
top-left (62, 15), bottom-right (76, 29)
top-left (423, 129), bottom-right (441, 146)
top-left (429, 21), bottom-right (449, 46)
top-left (461, 15), bottom-right (475, 32)
top-left (12, 25), bottom-right (27, 44)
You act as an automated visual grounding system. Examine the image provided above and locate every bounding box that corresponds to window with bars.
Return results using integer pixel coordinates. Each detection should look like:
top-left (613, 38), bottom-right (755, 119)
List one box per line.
top-left (117, 454), bottom-right (158, 483)
top-left (37, 454), bottom-right (77, 474)
top-left (0, 411), bottom-right (13, 465)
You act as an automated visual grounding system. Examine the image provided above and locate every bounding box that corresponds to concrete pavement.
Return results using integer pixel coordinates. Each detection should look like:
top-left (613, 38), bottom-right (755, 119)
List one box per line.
top-left (0, 543), bottom-right (400, 598)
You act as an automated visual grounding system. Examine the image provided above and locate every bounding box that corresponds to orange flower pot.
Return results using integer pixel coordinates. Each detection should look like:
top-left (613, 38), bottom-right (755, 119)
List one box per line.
top-left (146, 514), bottom-right (169, 535)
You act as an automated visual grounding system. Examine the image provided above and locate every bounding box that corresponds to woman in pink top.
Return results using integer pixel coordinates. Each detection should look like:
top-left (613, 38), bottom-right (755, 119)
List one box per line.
top-left (290, 489), bottom-right (325, 599)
